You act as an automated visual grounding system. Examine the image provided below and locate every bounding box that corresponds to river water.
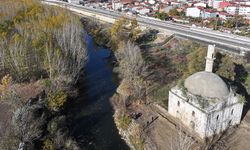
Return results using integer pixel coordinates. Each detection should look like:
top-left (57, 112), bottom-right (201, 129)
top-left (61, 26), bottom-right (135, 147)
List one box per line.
top-left (68, 33), bottom-right (129, 150)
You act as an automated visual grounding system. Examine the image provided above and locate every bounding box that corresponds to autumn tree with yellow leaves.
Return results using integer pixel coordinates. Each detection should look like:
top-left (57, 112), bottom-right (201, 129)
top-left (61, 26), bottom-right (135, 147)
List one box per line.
top-left (0, 0), bottom-right (87, 82)
top-left (110, 17), bottom-right (141, 50)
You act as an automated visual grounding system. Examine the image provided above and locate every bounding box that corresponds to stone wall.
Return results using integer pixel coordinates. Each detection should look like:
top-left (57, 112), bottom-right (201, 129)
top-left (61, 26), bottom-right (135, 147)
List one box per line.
top-left (168, 89), bottom-right (208, 138)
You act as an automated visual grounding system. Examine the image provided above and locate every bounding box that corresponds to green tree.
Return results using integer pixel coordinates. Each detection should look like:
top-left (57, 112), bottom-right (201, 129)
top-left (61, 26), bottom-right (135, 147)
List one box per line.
top-left (110, 17), bottom-right (141, 50)
top-left (168, 7), bottom-right (180, 17)
top-left (215, 55), bottom-right (236, 80)
top-left (223, 16), bottom-right (247, 28)
top-left (155, 11), bottom-right (169, 20)
top-left (184, 46), bottom-right (206, 77)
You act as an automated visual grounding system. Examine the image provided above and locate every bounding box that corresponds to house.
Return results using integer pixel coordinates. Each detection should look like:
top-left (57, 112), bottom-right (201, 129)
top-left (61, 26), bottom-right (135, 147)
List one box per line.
top-left (219, 12), bottom-right (233, 20)
top-left (201, 9), bottom-right (218, 19)
top-left (194, 2), bottom-right (207, 8)
top-left (218, 1), bottom-right (233, 10)
top-left (112, 0), bottom-right (132, 10)
top-left (239, 5), bottom-right (250, 15)
top-left (134, 7), bottom-right (151, 15)
top-left (168, 45), bottom-right (244, 138)
top-left (159, 5), bottom-right (173, 13)
top-left (225, 5), bottom-right (250, 15)
top-left (212, 0), bottom-right (223, 9)
top-left (224, 5), bottom-right (237, 15)
top-left (186, 7), bottom-right (202, 18)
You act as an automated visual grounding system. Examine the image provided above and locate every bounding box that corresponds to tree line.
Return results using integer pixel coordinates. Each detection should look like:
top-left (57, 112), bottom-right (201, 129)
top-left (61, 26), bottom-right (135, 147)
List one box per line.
top-left (0, 0), bottom-right (87, 149)
top-left (0, 0), bottom-right (87, 82)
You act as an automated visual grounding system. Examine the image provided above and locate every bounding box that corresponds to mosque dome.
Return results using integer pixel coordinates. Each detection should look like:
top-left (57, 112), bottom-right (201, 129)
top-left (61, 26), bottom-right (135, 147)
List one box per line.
top-left (184, 71), bottom-right (230, 99)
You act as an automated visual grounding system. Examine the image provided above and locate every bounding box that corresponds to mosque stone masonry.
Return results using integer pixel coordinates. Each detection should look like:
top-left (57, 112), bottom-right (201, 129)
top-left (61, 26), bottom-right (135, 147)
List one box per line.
top-left (168, 45), bottom-right (244, 138)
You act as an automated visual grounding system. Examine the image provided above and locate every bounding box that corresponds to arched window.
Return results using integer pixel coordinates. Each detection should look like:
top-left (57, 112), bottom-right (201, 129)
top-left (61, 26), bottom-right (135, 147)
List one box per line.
top-left (216, 115), bottom-right (219, 120)
top-left (231, 109), bottom-right (234, 115)
top-left (192, 111), bottom-right (195, 117)
top-left (177, 101), bottom-right (180, 107)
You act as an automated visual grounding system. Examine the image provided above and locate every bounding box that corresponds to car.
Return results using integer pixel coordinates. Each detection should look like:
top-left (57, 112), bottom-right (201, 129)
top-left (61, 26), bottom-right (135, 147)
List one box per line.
top-left (130, 112), bottom-right (142, 120)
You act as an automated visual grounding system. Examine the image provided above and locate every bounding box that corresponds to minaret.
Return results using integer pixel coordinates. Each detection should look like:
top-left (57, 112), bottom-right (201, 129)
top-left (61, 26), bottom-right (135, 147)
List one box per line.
top-left (205, 45), bottom-right (215, 72)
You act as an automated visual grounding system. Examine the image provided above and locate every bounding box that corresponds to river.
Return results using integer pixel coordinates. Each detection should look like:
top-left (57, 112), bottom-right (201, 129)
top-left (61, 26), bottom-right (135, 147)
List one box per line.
top-left (67, 33), bottom-right (129, 150)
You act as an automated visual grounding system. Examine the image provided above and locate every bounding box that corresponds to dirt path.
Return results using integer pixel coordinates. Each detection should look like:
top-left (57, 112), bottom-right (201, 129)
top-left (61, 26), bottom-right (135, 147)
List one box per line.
top-left (127, 102), bottom-right (250, 150)
top-left (127, 103), bottom-right (201, 150)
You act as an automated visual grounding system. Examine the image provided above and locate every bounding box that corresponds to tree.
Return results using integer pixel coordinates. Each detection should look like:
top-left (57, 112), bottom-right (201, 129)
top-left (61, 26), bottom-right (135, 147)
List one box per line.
top-left (116, 41), bottom-right (148, 99)
top-left (110, 17), bottom-right (141, 50)
top-left (215, 55), bottom-right (236, 81)
top-left (184, 46), bottom-right (206, 77)
top-left (12, 102), bottom-right (47, 149)
top-left (223, 16), bottom-right (247, 28)
top-left (0, 0), bottom-right (87, 82)
top-left (168, 7), bottom-right (181, 17)
top-left (155, 11), bottom-right (169, 20)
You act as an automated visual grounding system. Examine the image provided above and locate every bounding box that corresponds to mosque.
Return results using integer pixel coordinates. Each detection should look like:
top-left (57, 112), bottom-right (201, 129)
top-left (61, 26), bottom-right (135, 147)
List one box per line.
top-left (168, 45), bottom-right (244, 138)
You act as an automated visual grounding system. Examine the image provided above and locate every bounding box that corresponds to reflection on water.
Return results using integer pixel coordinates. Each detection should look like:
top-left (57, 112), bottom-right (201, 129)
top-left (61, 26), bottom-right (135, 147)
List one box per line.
top-left (67, 33), bottom-right (129, 150)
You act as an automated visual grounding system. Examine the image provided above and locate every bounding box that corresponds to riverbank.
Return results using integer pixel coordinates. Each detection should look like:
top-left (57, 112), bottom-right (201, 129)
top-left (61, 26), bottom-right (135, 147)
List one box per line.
top-left (82, 16), bottom-right (250, 150)
top-left (66, 33), bottom-right (129, 150)
top-left (0, 1), bottom-right (87, 149)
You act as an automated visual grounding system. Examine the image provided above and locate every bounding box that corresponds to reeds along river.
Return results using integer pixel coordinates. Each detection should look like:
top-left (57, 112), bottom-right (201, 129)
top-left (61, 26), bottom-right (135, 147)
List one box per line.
top-left (66, 33), bottom-right (129, 150)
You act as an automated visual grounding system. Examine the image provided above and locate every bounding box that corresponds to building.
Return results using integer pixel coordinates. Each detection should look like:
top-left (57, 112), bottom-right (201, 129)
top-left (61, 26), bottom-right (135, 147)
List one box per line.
top-left (112, 0), bottom-right (132, 10)
top-left (186, 7), bottom-right (202, 18)
top-left (168, 45), bottom-right (244, 138)
top-left (239, 5), bottom-right (250, 15)
top-left (225, 4), bottom-right (250, 15)
top-left (211, 0), bottom-right (224, 9)
top-left (218, 12), bottom-right (233, 20)
top-left (224, 5), bottom-right (238, 14)
top-left (194, 2), bottom-right (207, 8)
top-left (201, 9), bottom-right (218, 18)
top-left (218, 1), bottom-right (233, 10)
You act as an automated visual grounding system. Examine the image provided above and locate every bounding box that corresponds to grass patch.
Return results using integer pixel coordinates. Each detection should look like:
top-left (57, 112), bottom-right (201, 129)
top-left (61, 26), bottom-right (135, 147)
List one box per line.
top-left (150, 84), bottom-right (170, 108)
top-left (129, 135), bottom-right (145, 150)
top-left (117, 114), bottom-right (132, 130)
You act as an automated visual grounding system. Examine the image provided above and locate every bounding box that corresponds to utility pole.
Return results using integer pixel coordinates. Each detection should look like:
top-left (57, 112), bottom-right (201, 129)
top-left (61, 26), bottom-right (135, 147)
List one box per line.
top-left (235, 4), bottom-right (240, 29)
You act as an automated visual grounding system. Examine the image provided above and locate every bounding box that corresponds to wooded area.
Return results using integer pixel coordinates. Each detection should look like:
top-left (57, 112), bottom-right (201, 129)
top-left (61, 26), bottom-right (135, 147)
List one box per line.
top-left (0, 0), bottom-right (87, 82)
top-left (0, 1), bottom-right (87, 149)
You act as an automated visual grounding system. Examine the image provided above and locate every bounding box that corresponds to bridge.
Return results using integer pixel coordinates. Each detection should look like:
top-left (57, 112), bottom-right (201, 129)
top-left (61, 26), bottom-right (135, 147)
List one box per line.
top-left (43, 0), bottom-right (250, 56)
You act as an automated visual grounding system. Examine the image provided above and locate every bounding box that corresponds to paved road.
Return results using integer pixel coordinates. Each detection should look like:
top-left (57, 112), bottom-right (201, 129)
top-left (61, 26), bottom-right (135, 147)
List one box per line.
top-left (44, 0), bottom-right (250, 54)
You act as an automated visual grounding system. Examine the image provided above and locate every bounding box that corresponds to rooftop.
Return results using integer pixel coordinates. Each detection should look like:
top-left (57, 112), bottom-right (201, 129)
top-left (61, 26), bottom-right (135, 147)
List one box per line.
top-left (184, 71), bottom-right (230, 100)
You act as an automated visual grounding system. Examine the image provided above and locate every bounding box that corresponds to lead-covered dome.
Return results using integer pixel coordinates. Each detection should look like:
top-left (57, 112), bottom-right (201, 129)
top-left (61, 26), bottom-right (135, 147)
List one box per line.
top-left (184, 71), bottom-right (229, 99)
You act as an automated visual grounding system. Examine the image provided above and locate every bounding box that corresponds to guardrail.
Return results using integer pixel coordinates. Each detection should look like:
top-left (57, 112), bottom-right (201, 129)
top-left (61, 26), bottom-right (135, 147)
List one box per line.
top-left (43, 0), bottom-right (250, 54)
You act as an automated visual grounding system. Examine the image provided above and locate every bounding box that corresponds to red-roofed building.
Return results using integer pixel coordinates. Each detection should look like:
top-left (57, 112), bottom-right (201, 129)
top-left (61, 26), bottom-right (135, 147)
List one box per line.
top-left (120, 0), bottom-right (132, 5)
top-left (219, 1), bottom-right (232, 10)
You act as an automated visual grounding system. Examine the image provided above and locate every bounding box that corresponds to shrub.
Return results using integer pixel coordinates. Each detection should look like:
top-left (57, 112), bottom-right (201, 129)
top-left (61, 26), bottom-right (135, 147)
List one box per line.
top-left (0, 74), bottom-right (12, 92)
top-left (129, 135), bottom-right (144, 150)
top-left (246, 75), bottom-right (250, 89)
top-left (43, 139), bottom-right (55, 150)
top-left (117, 113), bottom-right (132, 130)
top-left (42, 79), bottom-right (52, 88)
top-left (47, 90), bottom-right (67, 111)
top-left (151, 85), bottom-right (169, 105)
top-left (238, 94), bottom-right (246, 104)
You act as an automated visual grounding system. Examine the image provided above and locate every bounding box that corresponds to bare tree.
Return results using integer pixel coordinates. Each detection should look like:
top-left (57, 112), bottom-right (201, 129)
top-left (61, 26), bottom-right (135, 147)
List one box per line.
top-left (116, 41), bottom-right (148, 99)
top-left (12, 103), bottom-right (46, 149)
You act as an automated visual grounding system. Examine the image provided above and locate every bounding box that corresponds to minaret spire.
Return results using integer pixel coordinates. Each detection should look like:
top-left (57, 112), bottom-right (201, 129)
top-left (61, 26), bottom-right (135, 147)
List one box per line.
top-left (205, 45), bottom-right (215, 72)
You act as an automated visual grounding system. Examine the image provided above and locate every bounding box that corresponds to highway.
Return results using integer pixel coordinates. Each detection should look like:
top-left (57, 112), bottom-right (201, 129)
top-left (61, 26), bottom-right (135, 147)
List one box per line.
top-left (43, 0), bottom-right (250, 54)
